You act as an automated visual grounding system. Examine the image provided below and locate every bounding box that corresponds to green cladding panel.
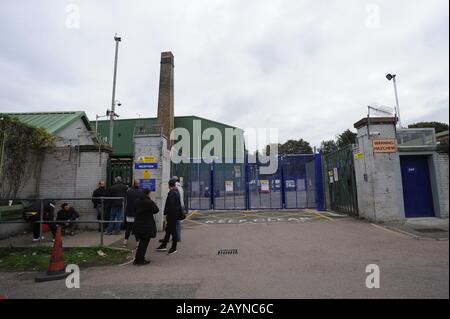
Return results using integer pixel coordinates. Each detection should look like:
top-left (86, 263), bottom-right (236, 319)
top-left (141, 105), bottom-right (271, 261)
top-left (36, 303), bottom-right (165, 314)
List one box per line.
top-left (93, 116), bottom-right (245, 159)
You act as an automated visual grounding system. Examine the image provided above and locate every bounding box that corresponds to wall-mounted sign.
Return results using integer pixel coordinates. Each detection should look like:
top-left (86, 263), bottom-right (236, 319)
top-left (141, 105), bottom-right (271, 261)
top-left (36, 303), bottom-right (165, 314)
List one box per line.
top-left (333, 168), bottom-right (339, 182)
top-left (354, 153), bottom-right (364, 160)
top-left (143, 170), bottom-right (151, 179)
top-left (234, 165), bottom-right (241, 178)
top-left (260, 180), bottom-right (270, 192)
top-left (140, 179), bottom-right (156, 191)
top-left (225, 181), bottom-right (234, 192)
top-left (135, 163), bottom-right (158, 169)
top-left (137, 156), bottom-right (156, 163)
top-left (372, 139), bottom-right (397, 153)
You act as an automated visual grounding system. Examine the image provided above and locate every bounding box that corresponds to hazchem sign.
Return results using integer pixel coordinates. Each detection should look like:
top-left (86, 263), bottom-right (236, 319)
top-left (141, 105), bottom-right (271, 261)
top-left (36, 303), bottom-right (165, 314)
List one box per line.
top-left (372, 139), bottom-right (397, 153)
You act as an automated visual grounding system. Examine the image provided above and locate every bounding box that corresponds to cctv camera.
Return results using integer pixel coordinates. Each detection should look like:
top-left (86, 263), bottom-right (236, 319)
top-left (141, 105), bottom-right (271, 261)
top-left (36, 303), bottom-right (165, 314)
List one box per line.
top-left (369, 131), bottom-right (381, 136)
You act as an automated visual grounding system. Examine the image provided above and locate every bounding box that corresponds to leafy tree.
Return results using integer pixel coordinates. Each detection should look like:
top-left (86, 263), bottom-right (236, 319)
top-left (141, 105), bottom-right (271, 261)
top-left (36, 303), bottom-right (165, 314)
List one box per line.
top-left (320, 140), bottom-right (338, 154)
top-left (278, 139), bottom-right (313, 154)
top-left (408, 122), bottom-right (449, 134)
top-left (336, 129), bottom-right (357, 148)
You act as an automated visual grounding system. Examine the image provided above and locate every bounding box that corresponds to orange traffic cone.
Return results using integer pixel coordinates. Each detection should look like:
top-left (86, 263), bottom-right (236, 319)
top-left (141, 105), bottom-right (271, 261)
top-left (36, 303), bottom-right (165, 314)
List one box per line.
top-left (35, 225), bottom-right (69, 282)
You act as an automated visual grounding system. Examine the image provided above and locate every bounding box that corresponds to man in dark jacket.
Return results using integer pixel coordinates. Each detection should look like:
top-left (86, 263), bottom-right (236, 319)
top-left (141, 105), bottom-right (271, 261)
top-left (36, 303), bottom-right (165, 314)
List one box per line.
top-left (92, 180), bottom-right (107, 232)
top-left (123, 179), bottom-right (143, 248)
top-left (133, 188), bottom-right (159, 265)
top-left (156, 179), bottom-right (182, 255)
top-left (56, 203), bottom-right (80, 236)
top-left (106, 176), bottom-right (128, 235)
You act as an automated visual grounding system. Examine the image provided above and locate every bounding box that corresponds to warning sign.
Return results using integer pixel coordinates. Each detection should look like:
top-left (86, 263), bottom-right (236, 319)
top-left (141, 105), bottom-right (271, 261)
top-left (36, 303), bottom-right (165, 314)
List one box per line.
top-left (372, 139), bottom-right (397, 153)
top-left (225, 181), bottom-right (234, 192)
top-left (260, 180), bottom-right (270, 193)
top-left (137, 156), bottom-right (156, 163)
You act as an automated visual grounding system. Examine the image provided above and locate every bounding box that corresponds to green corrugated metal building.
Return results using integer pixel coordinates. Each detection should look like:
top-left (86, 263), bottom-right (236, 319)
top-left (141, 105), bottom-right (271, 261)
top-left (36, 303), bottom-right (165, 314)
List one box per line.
top-left (93, 115), bottom-right (245, 159)
top-left (2, 111), bottom-right (92, 134)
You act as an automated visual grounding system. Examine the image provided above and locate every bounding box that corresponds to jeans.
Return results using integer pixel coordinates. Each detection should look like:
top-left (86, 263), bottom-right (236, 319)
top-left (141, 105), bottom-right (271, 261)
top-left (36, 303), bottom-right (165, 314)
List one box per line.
top-left (176, 220), bottom-right (181, 241)
top-left (107, 206), bottom-right (123, 234)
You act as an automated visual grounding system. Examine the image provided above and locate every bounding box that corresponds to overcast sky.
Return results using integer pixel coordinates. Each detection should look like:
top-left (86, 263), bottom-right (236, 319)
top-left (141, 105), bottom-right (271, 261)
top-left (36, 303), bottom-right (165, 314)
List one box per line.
top-left (0, 0), bottom-right (448, 148)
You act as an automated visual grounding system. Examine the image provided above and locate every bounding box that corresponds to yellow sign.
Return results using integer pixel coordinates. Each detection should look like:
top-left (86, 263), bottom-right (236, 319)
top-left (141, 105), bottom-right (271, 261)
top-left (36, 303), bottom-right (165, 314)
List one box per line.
top-left (355, 153), bottom-right (364, 159)
top-left (143, 170), bottom-right (151, 179)
top-left (372, 139), bottom-right (397, 153)
top-left (138, 156), bottom-right (156, 163)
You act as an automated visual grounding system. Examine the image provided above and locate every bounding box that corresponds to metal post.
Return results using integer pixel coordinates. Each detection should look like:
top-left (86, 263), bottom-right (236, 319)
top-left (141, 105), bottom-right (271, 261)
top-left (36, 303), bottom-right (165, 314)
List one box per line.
top-left (109, 34), bottom-right (121, 147)
top-left (0, 131), bottom-right (6, 174)
top-left (100, 197), bottom-right (104, 247)
top-left (39, 199), bottom-right (44, 241)
top-left (392, 76), bottom-right (402, 128)
top-left (121, 196), bottom-right (125, 233)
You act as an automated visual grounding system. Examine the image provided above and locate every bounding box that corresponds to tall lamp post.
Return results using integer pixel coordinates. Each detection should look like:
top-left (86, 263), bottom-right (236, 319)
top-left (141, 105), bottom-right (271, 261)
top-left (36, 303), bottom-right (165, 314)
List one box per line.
top-left (109, 34), bottom-right (122, 146)
top-left (386, 73), bottom-right (402, 128)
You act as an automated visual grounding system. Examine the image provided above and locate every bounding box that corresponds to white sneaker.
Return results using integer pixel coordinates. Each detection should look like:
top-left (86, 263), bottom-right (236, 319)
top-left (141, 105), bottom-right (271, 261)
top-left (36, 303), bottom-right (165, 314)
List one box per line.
top-left (32, 238), bottom-right (40, 242)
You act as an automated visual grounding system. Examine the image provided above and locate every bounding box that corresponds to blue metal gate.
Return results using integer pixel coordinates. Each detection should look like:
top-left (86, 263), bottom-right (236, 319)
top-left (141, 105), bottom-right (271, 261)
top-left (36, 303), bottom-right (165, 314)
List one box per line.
top-left (178, 154), bottom-right (325, 210)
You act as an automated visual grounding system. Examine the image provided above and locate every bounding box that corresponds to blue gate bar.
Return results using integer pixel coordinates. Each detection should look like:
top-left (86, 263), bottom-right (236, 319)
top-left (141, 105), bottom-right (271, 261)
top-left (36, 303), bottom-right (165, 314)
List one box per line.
top-left (314, 153), bottom-right (325, 211)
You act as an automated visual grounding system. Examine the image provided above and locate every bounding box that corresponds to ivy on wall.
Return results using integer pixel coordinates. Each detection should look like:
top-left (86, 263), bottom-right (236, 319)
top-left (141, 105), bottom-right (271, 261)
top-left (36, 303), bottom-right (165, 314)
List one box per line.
top-left (0, 115), bottom-right (54, 199)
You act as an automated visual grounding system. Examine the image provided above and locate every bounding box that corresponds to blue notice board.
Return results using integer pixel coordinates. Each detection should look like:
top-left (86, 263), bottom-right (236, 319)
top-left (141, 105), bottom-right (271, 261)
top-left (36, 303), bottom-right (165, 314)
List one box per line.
top-left (140, 179), bottom-right (156, 191)
top-left (135, 163), bottom-right (158, 169)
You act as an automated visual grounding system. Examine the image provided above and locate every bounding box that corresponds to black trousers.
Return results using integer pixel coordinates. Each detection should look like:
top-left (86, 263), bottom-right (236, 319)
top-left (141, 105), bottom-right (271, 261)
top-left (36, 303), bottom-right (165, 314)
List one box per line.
top-left (135, 235), bottom-right (151, 262)
top-left (162, 219), bottom-right (177, 249)
top-left (125, 221), bottom-right (134, 240)
top-left (32, 222), bottom-right (56, 239)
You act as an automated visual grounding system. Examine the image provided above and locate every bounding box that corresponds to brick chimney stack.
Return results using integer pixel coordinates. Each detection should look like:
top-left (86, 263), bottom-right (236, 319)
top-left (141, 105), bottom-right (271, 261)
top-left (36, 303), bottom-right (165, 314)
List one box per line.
top-left (157, 51), bottom-right (174, 146)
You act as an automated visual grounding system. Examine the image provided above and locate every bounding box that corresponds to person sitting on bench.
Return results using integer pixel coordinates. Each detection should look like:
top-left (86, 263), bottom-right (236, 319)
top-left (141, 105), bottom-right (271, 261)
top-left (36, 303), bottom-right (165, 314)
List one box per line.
top-left (56, 203), bottom-right (80, 236)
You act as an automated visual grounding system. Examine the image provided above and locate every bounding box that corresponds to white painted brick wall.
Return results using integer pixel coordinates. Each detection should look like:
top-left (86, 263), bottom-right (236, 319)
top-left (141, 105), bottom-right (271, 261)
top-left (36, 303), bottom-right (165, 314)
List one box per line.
top-left (39, 147), bottom-right (109, 229)
top-left (435, 153), bottom-right (449, 218)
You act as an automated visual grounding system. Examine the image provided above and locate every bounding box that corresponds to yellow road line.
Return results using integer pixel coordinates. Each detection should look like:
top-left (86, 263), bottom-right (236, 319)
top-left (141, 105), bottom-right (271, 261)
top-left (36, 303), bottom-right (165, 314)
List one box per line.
top-left (370, 223), bottom-right (417, 238)
top-left (307, 211), bottom-right (333, 221)
top-left (185, 210), bottom-right (198, 221)
top-left (184, 219), bottom-right (206, 226)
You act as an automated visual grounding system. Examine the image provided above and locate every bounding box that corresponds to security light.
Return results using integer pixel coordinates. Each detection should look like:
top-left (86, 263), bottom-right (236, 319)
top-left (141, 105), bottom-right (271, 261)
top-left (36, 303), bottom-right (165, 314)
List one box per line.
top-left (386, 73), bottom-right (395, 81)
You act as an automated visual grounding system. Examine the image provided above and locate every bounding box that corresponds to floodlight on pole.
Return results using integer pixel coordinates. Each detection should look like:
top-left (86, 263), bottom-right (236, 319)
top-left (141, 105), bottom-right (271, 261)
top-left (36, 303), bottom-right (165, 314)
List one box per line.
top-left (386, 73), bottom-right (402, 128)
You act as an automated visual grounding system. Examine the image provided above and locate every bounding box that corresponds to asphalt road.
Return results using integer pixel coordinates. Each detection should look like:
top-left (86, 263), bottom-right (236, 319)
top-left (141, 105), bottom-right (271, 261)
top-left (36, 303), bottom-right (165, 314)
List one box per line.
top-left (0, 211), bottom-right (448, 299)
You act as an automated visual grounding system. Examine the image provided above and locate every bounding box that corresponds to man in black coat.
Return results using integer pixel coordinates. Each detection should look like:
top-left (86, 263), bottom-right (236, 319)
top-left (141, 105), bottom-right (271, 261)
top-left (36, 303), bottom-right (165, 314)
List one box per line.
top-left (106, 176), bottom-right (128, 235)
top-left (133, 188), bottom-right (159, 265)
top-left (156, 179), bottom-right (182, 255)
top-left (92, 180), bottom-right (107, 232)
top-left (56, 203), bottom-right (80, 236)
top-left (123, 179), bottom-right (143, 248)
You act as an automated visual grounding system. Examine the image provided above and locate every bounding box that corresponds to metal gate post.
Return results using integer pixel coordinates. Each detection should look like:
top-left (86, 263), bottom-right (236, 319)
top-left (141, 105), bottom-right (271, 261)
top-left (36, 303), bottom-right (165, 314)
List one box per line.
top-left (314, 152), bottom-right (325, 211)
top-left (280, 155), bottom-right (286, 209)
top-left (245, 154), bottom-right (250, 210)
top-left (210, 160), bottom-right (215, 210)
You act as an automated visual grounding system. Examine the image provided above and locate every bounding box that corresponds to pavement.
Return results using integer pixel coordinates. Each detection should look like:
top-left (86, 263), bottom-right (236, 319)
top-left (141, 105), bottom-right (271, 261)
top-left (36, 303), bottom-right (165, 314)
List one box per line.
top-left (384, 217), bottom-right (449, 240)
top-left (0, 209), bottom-right (448, 299)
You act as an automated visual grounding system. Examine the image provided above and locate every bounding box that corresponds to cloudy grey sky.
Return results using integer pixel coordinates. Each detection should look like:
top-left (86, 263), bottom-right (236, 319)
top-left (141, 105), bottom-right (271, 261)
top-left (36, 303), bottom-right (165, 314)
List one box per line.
top-left (0, 0), bottom-right (448, 148)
